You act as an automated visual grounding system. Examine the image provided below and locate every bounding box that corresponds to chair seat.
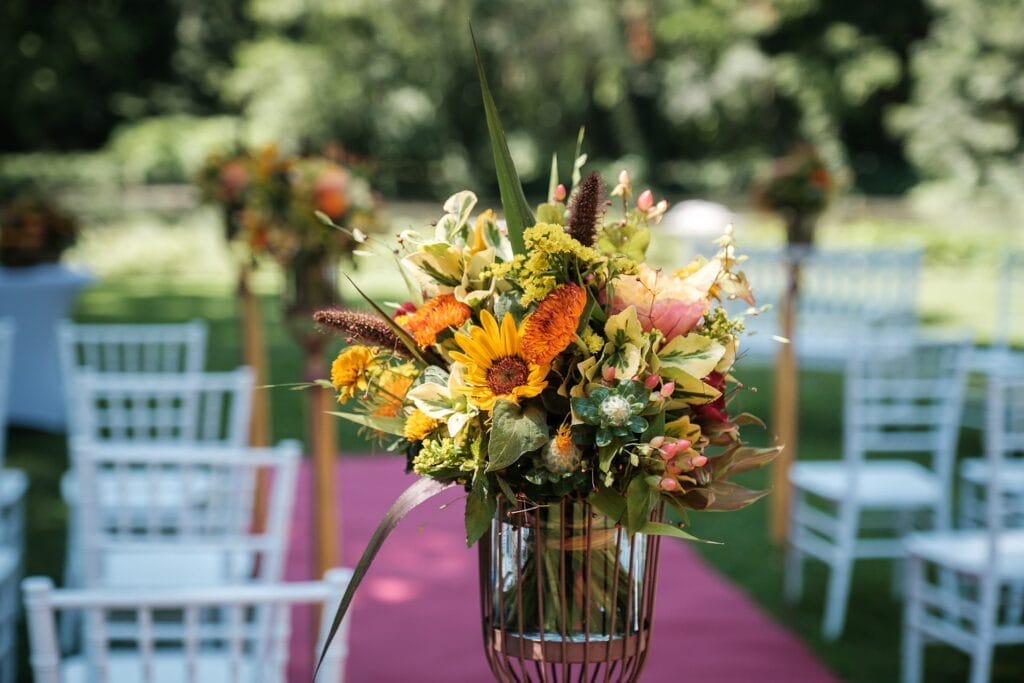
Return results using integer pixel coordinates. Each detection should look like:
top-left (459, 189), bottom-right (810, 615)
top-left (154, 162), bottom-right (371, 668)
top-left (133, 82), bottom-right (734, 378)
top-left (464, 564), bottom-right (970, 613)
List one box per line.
top-left (98, 548), bottom-right (256, 588)
top-left (62, 651), bottom-right (258, 683)
top-left (789, 460), bottom-right (941, 507)
top-left (959, 458), bottom-right (1024, 488)
top-left (61, 471), bottom-right (214, 510)
top-left (906, 530), bottom-right (1024, 576)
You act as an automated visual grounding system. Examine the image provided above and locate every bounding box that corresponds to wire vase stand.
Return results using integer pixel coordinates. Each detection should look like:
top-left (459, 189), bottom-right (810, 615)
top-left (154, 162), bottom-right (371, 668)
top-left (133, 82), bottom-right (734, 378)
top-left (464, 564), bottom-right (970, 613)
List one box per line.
top-left (479, 496), bottom-right (664, 682)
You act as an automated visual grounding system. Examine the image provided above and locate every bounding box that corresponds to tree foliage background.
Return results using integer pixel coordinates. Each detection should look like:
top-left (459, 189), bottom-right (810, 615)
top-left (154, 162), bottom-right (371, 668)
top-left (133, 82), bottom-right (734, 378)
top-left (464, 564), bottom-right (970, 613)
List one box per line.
top-left (2, 0), bottom-right (1021, 206)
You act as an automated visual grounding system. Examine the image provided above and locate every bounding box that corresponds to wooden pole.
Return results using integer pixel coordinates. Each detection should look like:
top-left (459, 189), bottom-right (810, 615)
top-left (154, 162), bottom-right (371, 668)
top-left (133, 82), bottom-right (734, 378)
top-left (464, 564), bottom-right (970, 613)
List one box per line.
top-left (770, 253), bottom-right (801, 542)
top-left (306, 347), bottom-right (339, 577)
top-left (240, 264), bottom-right (272, 448)
top-left (240, 264), bottom-right (273, 545)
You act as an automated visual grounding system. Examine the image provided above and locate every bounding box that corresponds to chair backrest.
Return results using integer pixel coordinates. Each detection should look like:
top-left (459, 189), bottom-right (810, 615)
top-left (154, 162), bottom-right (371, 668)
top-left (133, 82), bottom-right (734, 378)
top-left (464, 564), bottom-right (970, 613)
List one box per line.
top-left (56, 319), bottom-right (207, 377)
top-left (734, 247), bottom-right (923, 366)
top-left (73, 440), bottom-right (299, 587)
top-left (992, 250), bottom-right (1024, 350)
top-left (22, 569), bottom-right (353, 683)
top-left (984, 374), bottom-right (1024, 536)
top-left (70, 368), bottom-right (253, 446)
top-left (843, 335), bottom-right (973, 486)
top-left (0, 319), bottom-right (13, 467)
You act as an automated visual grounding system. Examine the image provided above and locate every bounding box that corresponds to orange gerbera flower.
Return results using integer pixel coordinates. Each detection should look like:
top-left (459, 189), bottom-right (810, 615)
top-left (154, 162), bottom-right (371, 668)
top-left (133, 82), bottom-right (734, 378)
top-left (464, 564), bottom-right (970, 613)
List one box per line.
top-left (403, 294), bottom-right (471, 347)
top-left (520, 283), bottom-right (587, 365)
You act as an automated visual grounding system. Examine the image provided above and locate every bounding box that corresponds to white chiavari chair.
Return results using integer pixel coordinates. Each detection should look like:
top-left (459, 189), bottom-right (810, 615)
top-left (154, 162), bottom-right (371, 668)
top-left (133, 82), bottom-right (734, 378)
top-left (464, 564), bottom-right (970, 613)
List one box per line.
top-left (74, 440), bottom-right (298, 589)
top-left (902, 374), bottom-right (1024, 683)
top-left (785, 334), bottom-right (973, 639)
top-left (23, 568), bottom-right (352, 683)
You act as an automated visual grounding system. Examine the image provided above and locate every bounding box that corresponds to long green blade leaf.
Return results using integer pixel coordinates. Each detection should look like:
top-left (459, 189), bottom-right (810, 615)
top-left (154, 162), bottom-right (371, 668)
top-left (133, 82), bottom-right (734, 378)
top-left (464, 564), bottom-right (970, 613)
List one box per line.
top-left (469, 23), bottom-right (533, 254)
top-left (313, 477), bottom-right (455, 680)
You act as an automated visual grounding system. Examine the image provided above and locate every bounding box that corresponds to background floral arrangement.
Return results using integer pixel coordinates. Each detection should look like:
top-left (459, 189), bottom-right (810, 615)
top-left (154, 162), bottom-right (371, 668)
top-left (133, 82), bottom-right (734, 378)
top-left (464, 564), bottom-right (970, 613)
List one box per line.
top-left (754, 144), bottom-right (836, 245)
top-left (0, 193), bottom-right (79, 268)
top-left (195, 145), bottom-right (382, 264)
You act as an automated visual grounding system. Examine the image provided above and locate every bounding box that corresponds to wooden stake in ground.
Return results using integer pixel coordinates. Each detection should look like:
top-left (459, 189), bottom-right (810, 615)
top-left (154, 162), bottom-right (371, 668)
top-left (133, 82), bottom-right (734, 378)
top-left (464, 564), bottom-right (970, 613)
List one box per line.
top-left (306, 345), bottom-right (339, 578)
top-left (239, 263), bottom-right (273, 544)
top-left (770, 250), bottom-right (802, 542)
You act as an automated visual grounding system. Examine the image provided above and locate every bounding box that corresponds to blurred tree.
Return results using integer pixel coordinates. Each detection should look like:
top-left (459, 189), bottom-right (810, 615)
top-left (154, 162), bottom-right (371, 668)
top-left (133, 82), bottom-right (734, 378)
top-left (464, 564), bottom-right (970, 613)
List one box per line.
top-left (889, 0), bottom-right (1024, 207)
top-left (0, 0), bottom-right (251, 152)
top-left (225, 0), bottom-right (922, 197)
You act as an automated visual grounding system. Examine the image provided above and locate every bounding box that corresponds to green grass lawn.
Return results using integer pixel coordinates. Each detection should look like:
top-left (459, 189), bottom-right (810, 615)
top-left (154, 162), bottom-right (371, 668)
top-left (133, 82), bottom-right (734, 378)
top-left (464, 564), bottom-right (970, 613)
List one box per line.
top-left (5, 202), bottom-right (1022, 681)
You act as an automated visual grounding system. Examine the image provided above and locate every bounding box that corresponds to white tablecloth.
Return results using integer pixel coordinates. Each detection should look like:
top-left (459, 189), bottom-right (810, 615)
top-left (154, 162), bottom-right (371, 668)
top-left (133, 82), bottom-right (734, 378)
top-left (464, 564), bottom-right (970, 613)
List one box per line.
top-left (0, 264), bottom-right (93, 430)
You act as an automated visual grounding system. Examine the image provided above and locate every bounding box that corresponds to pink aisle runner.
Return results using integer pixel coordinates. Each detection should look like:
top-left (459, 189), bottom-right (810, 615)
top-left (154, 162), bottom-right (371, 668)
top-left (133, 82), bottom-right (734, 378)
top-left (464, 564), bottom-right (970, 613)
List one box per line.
top-left (286, 457), bottom-right (838, 682)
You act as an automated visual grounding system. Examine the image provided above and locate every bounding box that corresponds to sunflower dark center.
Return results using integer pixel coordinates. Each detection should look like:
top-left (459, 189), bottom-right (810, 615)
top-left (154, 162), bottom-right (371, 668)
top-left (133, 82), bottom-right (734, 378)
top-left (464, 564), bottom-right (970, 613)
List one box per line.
top-left (486, 356), bottom-right (530, 395)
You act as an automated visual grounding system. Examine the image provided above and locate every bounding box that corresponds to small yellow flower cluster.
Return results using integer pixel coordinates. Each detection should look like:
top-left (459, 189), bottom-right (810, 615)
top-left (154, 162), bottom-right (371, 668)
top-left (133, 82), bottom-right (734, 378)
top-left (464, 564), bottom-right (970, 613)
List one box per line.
top-left (581, 329), bottom-right (605, 355)
top-left (412, 436), bottom-right (476, 478)
top-left (513, 223), bottom-right (605, 305)
top-left (702, 306), bottom-right (745, 347)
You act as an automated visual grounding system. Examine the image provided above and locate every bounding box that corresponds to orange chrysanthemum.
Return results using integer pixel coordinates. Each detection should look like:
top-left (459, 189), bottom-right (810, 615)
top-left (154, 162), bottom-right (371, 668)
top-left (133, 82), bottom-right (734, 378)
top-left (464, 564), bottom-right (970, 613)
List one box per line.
top-left (403, 294), bottom-right (471, 347)
top-left (373, 372), bottom-right (414, 418)
top-left (520, 283), bottom-right (587, 365)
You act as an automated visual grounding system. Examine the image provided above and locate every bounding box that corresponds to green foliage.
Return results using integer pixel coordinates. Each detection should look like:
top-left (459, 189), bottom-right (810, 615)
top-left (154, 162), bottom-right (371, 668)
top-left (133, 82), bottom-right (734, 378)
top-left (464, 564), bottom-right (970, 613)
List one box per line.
top-left (888, 0), bottom-right (1024, 208)
top-left (486, 400), bottom-right (549, 472)
top-left (0, 0), bottom-right (251, 152)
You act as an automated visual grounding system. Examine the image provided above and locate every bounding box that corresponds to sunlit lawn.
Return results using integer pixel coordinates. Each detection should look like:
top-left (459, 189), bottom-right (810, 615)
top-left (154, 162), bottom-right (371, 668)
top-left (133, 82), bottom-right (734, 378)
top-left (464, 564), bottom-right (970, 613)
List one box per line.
top-left (6, 202), bottom-right (1022, 682)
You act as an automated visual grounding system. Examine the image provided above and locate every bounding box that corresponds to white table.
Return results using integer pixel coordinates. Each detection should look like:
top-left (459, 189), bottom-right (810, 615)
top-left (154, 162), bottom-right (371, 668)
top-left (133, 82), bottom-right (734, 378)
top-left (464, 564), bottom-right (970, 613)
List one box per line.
top-left (0, 264), bottom-right (93, 430)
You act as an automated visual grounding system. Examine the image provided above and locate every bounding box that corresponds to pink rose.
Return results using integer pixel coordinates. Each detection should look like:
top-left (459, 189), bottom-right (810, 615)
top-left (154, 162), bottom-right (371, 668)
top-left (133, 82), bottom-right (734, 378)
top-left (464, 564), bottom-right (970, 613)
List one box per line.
top-left (610, 263), bottom-right (718, 340)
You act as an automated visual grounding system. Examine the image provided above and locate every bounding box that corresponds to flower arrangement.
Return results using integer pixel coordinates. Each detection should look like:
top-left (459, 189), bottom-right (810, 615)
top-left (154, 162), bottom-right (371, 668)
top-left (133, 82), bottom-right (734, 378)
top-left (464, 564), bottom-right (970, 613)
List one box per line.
top-left (311, 35), bottom-right (777, 677)
top-left (195, 145), bottom-right (382, 264)
top-left (754, 144), bottom-right (835, 245)
top-left (0, 194), bottom-right (79, 268)
top-left (320, 168), bottom-right (771, 533)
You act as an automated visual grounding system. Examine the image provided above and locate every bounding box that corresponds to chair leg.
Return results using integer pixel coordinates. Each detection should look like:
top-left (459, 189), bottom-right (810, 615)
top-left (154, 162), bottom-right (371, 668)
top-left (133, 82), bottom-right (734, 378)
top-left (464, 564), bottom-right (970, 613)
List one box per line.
top-left (891, 509), bottom-right (912, 597)
top-left (784, 490), bottom-right (804, 604)
top-left (968, 644), bottom-right (993, 683)
top-left (901, 555), bottom-right (924, 683)
top-left (822, 503), bottom-right (858, 640)
top-left (822, 557), bottom-right (854, 640)
top-left (784, 539), bottom-right (803, 604)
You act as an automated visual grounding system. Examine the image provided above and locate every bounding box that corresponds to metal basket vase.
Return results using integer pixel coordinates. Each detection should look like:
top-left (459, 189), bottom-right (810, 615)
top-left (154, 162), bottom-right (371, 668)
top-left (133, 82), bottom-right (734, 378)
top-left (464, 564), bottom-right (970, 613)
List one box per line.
top-left (479, 497), bottom-right (663, 682)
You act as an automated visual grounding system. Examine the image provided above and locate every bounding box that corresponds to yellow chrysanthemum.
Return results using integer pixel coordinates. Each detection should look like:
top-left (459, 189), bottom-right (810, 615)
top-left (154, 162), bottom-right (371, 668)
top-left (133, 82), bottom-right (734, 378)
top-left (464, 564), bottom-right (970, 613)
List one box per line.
top-left (330, 346), bottom-right (375, 402)
top-left (521, 283), bottom-right (587, 365)
top-left (404, 409), bottom-right (441, 441)
top-left (403, 294), bottom-right (472, 347)
top-left (449, 311), bottom-right (549, 412)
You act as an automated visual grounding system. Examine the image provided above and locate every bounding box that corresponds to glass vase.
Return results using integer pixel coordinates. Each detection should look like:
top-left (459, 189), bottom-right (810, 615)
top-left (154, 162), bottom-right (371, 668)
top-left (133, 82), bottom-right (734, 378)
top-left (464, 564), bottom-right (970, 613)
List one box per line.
top-left (479, 497), bottom-right (663, 682)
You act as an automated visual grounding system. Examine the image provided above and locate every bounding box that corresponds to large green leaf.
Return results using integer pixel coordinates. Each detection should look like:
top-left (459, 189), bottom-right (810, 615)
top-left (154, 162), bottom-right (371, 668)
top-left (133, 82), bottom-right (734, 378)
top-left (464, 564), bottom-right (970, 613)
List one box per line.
top-left (486, 400), bottom-right (548, 472)
top-left (327, 411), bottom-right (405, 437)
top-left (626, 476), bottom-right (657, 536)
top-left (470, 24), bottom-right (533, 254)
top-left (314, 477), bottom-right (454, 679)
top-left (589, 485), bottom-right (626, 525)
top-left (640, 521), bottom-right (717, 544)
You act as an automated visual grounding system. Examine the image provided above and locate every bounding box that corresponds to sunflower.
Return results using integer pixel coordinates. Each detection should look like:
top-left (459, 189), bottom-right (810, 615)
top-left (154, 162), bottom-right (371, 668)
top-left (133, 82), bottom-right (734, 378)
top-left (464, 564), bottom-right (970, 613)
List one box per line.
top-left (403, 294), bottom-right (472, 347)
top-left (521, 283), bottom-right (587, 365)
top-left (330, 345), bottom-right (375, 402)
top-left (449, 311), bottom-right (549, 412)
